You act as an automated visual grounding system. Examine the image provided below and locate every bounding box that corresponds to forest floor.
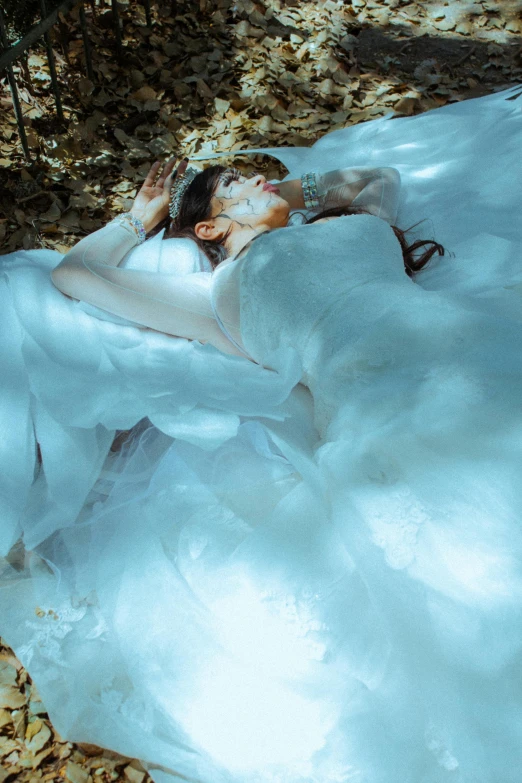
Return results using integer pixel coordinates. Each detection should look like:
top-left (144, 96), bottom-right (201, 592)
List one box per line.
top-left (1, 0), bottom-right (522, 780)
top-left (1, 0), bottom-right (521, 254)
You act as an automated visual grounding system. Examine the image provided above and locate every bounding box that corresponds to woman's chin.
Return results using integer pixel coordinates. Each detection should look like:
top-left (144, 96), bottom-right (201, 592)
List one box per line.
top-left (272, 199), bottom-right (291, 226)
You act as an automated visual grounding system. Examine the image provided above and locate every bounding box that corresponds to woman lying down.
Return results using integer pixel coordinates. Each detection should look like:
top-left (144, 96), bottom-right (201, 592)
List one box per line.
top-left (51, 157), bottom-right (443, 361)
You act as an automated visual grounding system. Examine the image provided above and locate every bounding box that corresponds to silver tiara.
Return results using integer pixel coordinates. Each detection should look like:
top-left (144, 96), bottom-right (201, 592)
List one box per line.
top-left (169, 166), bottom-right (199, 221)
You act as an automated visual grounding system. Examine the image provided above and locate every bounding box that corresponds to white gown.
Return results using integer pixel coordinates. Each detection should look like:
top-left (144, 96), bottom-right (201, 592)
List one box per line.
top-left (2, 86), bottom-right (522, 783)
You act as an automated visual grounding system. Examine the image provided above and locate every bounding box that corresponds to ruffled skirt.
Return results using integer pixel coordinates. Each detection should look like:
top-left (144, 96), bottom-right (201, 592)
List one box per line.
top-left (2, 86), bottom-right (522, 783)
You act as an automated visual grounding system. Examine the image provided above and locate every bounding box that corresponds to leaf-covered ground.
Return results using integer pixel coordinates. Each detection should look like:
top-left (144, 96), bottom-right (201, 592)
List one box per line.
top-left (1, 0), bottom-right (521, 253)
top-left (0, 639), bottom-right (153, 783)
top-left (1, 0), bottom-right (521, 779)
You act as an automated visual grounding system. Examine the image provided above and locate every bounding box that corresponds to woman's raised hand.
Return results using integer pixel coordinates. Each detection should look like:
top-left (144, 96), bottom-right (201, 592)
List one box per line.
top-left (130, 158), bottom-right (189, 233)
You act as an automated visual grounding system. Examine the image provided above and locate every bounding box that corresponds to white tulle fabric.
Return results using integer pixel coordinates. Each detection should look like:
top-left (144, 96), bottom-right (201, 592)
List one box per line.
top-left (2, 86), bottom-right (522, 783)
top-left (0, 235), bottom-right (301, 555)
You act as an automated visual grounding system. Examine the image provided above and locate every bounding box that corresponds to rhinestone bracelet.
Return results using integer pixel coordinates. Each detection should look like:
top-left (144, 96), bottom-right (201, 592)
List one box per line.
top-left (301, 172), bottom-right (320, 210)
top-left (112, 213), bottom-right (147, 244)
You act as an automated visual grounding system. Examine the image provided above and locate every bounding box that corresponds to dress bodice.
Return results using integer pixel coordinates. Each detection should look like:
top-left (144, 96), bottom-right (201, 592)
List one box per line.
top-left (212, 214), bottom-right (408, 381)
top-left (4, 86), bottom-right (522, 783)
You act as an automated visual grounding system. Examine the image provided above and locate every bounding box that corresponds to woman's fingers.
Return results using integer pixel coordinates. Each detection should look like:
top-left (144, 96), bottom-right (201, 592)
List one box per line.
top-left (161, 158), bottom-right (190, 203)
top-left (156, 157), bottom-right (177, 189)
top-left (163, 171), bottom-right (175, 202)
top-left (142, 160), bottom-right (163, 188)
top-left (140, 157), bottom-right (189, 206)
top-left (144, 156), bottom-right (189, 185)
top-left (177, 158), bottom-right (189, 178)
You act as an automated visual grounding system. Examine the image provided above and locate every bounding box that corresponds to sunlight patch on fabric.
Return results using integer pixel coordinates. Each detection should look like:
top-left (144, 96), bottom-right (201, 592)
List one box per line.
top-left (184, 656), bottom-right (333, 772)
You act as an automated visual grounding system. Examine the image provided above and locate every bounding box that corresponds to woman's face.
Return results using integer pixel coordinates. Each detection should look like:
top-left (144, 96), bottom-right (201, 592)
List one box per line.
top-left (210, 168), bottom-right (290, 231)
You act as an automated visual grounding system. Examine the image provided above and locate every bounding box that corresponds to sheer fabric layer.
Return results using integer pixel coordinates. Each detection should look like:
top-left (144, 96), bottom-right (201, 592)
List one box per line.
top-left (0, 248), bottom-right (302, 554)
top-left (1, 86), bottom-right (522, 783)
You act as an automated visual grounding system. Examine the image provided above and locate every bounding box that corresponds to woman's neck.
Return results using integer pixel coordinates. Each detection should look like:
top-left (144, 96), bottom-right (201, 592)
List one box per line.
top-left (225, 218), bottom-right (286, 259)
top-left (224, 225), bottom-right (263, 259)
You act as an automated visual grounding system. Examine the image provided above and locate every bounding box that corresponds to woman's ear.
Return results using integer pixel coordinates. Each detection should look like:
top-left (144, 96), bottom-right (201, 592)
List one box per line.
top-left (195, 220), bottom-right (225, 242)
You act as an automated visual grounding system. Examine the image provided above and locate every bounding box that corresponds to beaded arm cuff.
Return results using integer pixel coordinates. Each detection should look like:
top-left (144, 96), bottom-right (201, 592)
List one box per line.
top-left (301, 172), bottom-right (321, 210)
top-left (111, 213), bottom-right (147, 244)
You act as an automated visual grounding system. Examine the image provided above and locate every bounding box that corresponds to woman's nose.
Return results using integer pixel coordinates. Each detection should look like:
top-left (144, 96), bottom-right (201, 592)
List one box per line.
top-left (251, 173), bottom-right (267, 187)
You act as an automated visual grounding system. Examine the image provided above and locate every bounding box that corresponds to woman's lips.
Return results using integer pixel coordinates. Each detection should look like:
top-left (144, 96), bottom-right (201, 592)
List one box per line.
top-left (263, 183), bottom-right (280, 193)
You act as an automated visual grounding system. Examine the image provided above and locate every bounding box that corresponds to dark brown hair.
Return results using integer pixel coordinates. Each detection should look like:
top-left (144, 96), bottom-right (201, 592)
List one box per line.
top-left (152, 166), bottom-right (445, 277)
top-left (149, 165), bottom-right (231, 268)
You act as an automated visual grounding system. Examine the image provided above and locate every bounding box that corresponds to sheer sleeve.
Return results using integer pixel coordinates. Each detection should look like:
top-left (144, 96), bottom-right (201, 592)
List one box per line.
top-left (51, 221), bottom-right (245, 357)
top-left (312, 167), bottom-right (401, 225)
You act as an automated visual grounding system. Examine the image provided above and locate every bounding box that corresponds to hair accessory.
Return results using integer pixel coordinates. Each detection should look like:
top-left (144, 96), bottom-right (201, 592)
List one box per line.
top-left (301, 172), bottom-right (320, 210)
top-left (169, 166), bottom-right (199, 221)
top-left (112, 213), bottom-right (147, 243)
